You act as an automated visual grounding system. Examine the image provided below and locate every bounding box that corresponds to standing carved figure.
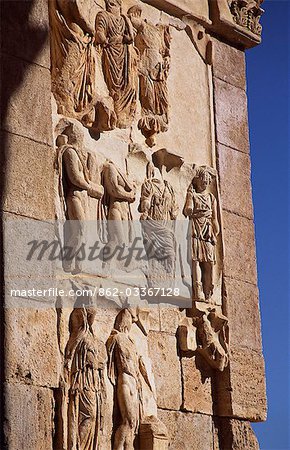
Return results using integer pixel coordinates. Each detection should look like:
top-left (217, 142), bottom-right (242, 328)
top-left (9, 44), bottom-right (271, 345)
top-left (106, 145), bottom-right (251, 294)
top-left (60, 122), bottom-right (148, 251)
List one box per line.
top-left (107, 309), bottom-right (153, 450)
top-left (194, 309), bottom-right (229, 371)
top-left (101, 161), bottom-right (136, 252)
top-left (64, 307), bottom-right (107, 449)
top-left (183, 165), bottom-right (220, 301)
top-left (50, 0), bottom-right (96, 118)
top-left (57, 127), bottom-right (104, 273)
top-left (139, 150), bottom-right (179, 287)
top-left (95, 0), bottom-right (138, 128)
top-left (128, 6), bottom-right (171, 147)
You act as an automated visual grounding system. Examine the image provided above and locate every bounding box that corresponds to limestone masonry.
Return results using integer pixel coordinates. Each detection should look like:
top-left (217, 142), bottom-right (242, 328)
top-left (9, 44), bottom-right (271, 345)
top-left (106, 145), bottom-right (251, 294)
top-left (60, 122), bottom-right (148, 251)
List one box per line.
top-left (1, 1), bottom-right (267, 449)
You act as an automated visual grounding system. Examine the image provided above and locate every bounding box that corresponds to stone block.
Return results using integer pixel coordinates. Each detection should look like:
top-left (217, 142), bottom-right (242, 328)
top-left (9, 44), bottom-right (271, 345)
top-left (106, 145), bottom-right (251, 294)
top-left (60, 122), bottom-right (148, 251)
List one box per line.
top-left (213, 38), bottom-right (246, 90)
top-left (224, 277), bottom-right (262, 352)
top-left (158, 410), bottom-right (214, 450)
top-left (1, 54), bottom-right (53, 145)
top-left (217, 347), bottom-right (267, 421)
top-left (4, 383), bottom-right (54, 450)
top-left (214, 78), bottom-right (249, 153)
top-left (2, 133), bottom-right (55, 220)
top-left (1, 0), bottom-right (50, 68)
top-left (148, 332), bottom-right (182, 410)
top-left (5, 308), bottom-right (61, 388)
top-left (181, 355), bottom-right (213, 415)
top-left (217, 418), bottom-right (260, 450)
top-left (222, 211), bottom-right (257, 285)
top-left (217, 143), bottom-right (253, 219)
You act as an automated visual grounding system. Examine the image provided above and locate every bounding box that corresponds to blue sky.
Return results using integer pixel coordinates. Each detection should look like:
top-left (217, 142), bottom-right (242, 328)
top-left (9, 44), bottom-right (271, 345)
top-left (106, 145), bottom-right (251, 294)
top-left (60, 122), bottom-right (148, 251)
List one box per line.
top-left (246, 1), bottom-right (290, 448)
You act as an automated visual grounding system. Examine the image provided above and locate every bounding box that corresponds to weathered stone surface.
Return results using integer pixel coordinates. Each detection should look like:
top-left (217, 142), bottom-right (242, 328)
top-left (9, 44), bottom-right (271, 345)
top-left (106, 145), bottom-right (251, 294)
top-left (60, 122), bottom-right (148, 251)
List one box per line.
top-left (217, 143), bottom-right (253, 219)
top-left (1, 0), bottom-right (50, 69)
top-left (160, 307), bottom-right (181, 334)
top-left (4, 383), bottom-right (54, 450)
top-left (142, 0), bottom-right (210, 22)
top-left (223, 211), bottom-right (257, 285)
top-left (148, 332), bottom-right (182, 410)
top-left (218, 418), bottom-right (260, 450)
top-left (1, 55), bottom-right (52, 145)
top-left (224, 277), bottom-right (262, 352)
top-left (217, 347), bottom-right (267, 421)
top-left (2, 133), bottom-right (55, 220)
top-left (181, 355), bottom-right (213, 414)
top-left (158, 410), bottom-right (214, 450)
top-left (213, 38), bottom-right (246, 90)
top-left (214, 78), bottom-right (249, 153)
top-left (5, 308), bottom-right (61, 387)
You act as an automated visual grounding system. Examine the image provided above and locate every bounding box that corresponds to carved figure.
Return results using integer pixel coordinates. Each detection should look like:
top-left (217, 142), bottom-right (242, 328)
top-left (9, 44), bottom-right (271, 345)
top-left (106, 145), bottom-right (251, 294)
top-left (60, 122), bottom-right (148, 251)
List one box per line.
top-left (64, 307), bottom-right (107, 449)
top-left (184, 165), bottom-right (220, 301)
top-left (107, 309), bottom-right (153, 450)
top-left (50, 0), bottom-right (96, 117)
top-left (139, 150), bottom-right (179, 287)
top-left (57, 127), bottom-right (103, 273)
top-left (194, 309), bottom-right (229, 371)
top-left (128, 6), bottom-right (171, 147)
top-left (101, 160), bottom-right (136, 251)
top-left (95, 0), bottom-right (138, 128)
top-left (229, 0), bottom-right (264, 35)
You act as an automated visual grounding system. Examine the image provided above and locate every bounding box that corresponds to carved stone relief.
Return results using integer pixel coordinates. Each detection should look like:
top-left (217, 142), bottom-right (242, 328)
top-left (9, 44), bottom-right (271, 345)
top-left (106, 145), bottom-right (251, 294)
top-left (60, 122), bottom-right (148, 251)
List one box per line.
top-left (95, 1), bottom-right (139, 129)
top-left (194, 308), bottom-right (229, 371)
top-left (128, 6), bottom-right (171, 147)
top-left (229, 0), bottom-right (264, 35)
top-left (50, 0), bottom-right (98, 118)
top-left (107, 308), bottom-right (168, 449)
top-left (178, 308), bottom-right (229, 372)
top-left (57, 122), bottom-right (104, 274)
top-left (50, 0), bottom-right (173, 143)
top-left (62, 306), bottom-right (107, 449)
top-left (139, 149), bottom-right (181, 289)
top-left (183, 165), bottom-right (220, 302)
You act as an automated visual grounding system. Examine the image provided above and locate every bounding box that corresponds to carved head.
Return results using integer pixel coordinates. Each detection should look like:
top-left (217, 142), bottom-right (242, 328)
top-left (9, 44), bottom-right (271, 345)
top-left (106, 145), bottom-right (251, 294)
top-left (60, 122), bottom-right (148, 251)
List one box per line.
top-left (56, 134), bottom-right (68, 148)
top-left (105, 0), bottom-right (122, 12)
top-left (192, 165), bottom-right (216, 192)
top-left (114, 308), bottom-right (134, 333)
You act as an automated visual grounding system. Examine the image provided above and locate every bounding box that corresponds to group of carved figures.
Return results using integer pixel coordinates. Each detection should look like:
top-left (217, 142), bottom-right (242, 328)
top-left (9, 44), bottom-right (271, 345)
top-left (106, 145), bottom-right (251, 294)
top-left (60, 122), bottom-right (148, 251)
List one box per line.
top-left (50, 0), bottom-right (171, 147)
top-left (61, 302), bottom-right (229, 450)
top-left (57, 124), bottom-right (220, 303)
top-left (62, 306), bottom-right (156, 450)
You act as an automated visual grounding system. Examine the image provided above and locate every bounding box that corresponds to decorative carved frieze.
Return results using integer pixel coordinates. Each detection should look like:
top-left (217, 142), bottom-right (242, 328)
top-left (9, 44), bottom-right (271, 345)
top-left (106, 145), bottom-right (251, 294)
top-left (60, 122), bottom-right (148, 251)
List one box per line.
top-left (229, 0), bottom-right (264, 35)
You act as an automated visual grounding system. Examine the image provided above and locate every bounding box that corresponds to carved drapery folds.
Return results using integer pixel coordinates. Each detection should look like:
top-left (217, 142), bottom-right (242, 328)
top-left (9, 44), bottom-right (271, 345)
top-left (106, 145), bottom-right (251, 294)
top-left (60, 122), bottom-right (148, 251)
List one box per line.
top-left (50, 1), bottom-right (172, 144)
top-left (128, 6), bottom-right (171, 147)
top-left (139, 149), bottom-right (181, 288)
top-left (183, 165), bottom-right (220, 302)
top-left (95, 1), bottom-right (138, 129)
top-left (63, 307), bottom-right (107, 449)
top-left (50, 0), bottom-right (97, 118)
top-left (229, 0), bottom-right (264, 35)
top-left (57, 121), bottom-right (104, 274)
